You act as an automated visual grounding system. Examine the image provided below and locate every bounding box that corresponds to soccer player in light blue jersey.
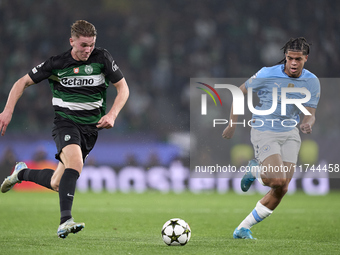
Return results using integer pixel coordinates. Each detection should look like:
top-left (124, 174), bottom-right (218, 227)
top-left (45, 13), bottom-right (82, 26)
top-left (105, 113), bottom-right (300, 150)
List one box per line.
top-left (222, 38), bottom-right (320, 239)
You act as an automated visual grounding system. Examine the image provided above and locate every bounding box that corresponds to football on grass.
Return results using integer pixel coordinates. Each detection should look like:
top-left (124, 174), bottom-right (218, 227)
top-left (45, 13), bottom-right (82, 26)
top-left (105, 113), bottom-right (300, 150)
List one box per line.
top-left (161, 218), bottom-right (191, 246)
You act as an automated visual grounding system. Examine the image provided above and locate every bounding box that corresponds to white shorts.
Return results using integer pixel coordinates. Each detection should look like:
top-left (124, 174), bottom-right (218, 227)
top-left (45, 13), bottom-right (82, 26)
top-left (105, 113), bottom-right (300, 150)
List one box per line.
top-left (250, 127), bottom-right (301, 164)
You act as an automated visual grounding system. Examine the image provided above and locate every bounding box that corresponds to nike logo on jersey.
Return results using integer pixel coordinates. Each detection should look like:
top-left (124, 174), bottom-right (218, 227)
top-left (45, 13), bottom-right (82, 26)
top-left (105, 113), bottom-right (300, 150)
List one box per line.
top-left (58, 71), bottom-right (68, 76)
top-left (67, 193), bottom-right (74, 197)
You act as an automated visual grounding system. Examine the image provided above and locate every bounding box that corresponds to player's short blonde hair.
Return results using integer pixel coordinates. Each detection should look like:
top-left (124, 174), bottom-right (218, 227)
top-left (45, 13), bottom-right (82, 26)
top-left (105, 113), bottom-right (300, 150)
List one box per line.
top-left (71, 20), bottom-right (97, 38)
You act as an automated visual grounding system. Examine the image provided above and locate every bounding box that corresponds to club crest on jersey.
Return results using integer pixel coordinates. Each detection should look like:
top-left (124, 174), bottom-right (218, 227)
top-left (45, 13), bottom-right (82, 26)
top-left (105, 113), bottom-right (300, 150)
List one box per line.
top-left (74, 67), bottom-right (79, 74)
top-left (85, 65), bottom-right (93, 74)
top-left (288, 83), bottom-right (295, 87)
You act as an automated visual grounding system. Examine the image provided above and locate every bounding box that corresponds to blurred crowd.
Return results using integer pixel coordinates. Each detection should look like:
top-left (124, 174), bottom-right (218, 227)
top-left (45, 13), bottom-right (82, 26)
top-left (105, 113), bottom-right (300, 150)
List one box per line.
top-left (1, 0), bottom-right (340, 139)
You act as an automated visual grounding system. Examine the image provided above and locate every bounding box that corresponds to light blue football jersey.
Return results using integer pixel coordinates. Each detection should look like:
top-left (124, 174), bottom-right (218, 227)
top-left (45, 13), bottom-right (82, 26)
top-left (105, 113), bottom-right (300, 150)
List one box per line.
top-left (245, 64), bottom-right (320, 132)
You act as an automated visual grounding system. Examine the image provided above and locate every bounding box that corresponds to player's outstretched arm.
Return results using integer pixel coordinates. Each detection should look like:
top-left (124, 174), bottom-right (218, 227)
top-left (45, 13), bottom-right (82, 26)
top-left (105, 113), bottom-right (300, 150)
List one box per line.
top-left (222, 83), bottom-right (247, 139)
top-left (300, 107), bottom-right (316, 134)
top-left (96, 77), bottom-right (129, 129)
top-left (0, 74), bottom-right (35, 136)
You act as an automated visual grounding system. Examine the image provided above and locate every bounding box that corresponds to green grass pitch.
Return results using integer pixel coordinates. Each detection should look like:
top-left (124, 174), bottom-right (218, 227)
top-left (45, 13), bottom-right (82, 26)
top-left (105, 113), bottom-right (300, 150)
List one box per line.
top-left (0, 191), bottom-right (339, 254)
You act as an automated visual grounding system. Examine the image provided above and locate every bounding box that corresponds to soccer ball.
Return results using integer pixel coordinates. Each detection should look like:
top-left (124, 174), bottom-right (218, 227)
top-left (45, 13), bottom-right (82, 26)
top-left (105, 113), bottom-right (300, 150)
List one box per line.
top-left (161, 218), bottom-right (191, 246)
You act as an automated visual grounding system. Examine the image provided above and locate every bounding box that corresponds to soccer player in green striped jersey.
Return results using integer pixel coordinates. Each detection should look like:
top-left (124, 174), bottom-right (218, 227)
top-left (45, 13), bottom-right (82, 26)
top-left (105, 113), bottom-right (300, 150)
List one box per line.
top-left (0, 20), bottom-right (129, 238)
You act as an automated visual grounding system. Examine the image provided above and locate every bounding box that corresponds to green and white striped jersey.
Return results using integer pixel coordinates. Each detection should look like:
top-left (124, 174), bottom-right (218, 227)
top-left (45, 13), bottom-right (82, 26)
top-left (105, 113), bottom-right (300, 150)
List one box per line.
top-left (29, 47), bottom-right (124, 132)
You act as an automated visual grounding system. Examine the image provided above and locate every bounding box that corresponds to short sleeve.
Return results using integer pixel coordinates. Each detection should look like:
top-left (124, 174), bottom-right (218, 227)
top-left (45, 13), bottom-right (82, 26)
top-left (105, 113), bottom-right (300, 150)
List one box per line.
top-left (245, 67), bottom-right (266, 92)
top-left (28, 58), bottom-right (54, 84)
top-left (101, 49), bottom-right (124, 83)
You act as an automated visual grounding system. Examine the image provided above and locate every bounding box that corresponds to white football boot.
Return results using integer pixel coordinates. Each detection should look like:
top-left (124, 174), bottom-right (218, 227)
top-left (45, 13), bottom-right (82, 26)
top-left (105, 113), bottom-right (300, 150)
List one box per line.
top-left (1, 162), bottom-right (27, 193)
top-left (57, 218), bottom-right (85, 238)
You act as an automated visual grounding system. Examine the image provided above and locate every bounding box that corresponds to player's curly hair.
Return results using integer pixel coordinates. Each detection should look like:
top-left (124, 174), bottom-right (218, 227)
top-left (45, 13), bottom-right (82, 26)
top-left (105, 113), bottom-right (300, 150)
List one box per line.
top-left (71, 20), bottom-right (97, 38)
top-left (278, 37), bottom-right (311, 64)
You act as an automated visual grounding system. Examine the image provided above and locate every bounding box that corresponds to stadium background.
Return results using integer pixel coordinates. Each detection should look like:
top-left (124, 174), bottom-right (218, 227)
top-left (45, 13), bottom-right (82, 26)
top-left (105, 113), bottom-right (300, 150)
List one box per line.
top-left (0, 0), bottom-right (339, 193)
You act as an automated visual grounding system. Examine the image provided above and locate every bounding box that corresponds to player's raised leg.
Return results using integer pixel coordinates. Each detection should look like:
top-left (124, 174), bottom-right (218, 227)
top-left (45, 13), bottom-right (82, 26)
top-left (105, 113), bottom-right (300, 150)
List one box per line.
top-left (234, 154), bottom-right (293, 239)
top-left (1, 161), bottom-right (59, 193)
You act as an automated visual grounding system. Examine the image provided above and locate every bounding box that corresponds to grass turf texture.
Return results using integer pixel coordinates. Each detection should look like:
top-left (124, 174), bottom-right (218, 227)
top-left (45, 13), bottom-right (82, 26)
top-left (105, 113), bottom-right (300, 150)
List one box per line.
top-left (0, 191), bottom-right (339, 255)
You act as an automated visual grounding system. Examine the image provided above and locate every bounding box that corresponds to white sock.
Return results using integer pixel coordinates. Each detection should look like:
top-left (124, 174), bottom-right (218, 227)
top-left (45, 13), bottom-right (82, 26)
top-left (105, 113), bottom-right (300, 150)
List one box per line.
top-left (237, 201), bottom-right (273, 230)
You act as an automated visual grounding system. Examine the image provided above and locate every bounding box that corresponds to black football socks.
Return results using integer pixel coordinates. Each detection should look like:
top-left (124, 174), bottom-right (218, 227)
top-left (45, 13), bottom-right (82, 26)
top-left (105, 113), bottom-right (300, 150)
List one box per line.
top-left (58, 168), bottom-right (79, 225)
top-left (18, 167), bottom-right (80, 225)
top-left (18, 168), bottom-right (54, 190)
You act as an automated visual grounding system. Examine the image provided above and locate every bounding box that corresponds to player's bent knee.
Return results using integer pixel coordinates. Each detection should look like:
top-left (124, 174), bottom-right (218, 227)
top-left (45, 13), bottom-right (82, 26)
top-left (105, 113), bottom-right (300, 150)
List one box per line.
top-left (272, 184), bottom-right (289, 198)
top-left (269, 178), bottom-right (287, 189)
top-left (51, 184), bottom-right (59, 192)
top-left (50, 179), bottom-right (60, 192)
top-left (280, 185), bottom-right (289, 195)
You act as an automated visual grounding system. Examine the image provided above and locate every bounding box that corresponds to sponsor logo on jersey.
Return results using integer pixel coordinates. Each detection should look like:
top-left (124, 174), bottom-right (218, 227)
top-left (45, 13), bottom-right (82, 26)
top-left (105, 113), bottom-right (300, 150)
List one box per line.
top-left (32, 62), bottom-right (45, 74)
top-left (37, 62), bottom-right (44, 68)
top-left (112, 62), bottom-right (119, 72)
top-left (58, 71), bottom-right (68, 76)
top-left (61, 77), bottom-right (94, 86)
top-left (74, 67), bottom-right (79, 74)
